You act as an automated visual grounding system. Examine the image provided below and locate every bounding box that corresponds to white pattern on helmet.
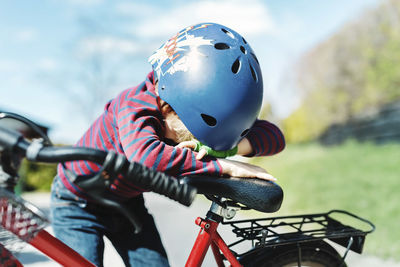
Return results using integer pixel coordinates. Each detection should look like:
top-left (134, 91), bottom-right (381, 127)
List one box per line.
top-left (149, 32), bottom-right (213, 78)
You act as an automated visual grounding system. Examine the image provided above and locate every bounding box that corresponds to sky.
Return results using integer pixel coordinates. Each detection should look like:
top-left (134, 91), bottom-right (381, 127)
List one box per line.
top-left (0, 0), bottom-right (382, 144)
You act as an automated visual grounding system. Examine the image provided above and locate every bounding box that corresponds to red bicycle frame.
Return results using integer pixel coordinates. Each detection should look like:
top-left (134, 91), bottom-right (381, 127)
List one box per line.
top-left (186, 213), bottom-right (242, 267)
top-left (28, 230), bottom-right (96, 267)
top-left (26, 207), bottom-right (239, 267)
top-left (21, 211), bottom-right (238, 267)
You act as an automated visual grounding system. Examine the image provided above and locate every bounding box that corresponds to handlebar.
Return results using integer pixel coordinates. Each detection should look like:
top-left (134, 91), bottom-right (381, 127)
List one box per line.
top-left (0, 122), bottom-right (285, 233)
top-left (0, 126), bottom-right (197, 207)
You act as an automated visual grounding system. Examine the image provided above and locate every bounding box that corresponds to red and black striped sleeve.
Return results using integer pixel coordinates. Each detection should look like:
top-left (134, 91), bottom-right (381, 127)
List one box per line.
top-left (245, 119), bottom-right (285, 157)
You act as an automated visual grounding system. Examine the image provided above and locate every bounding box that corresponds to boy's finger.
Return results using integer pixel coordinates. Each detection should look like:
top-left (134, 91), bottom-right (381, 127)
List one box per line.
top-left (260, 173), bottom-right (277, 181)
top-left (196, 149), bottom-right (208, 160)
top-left (177, 141), bottom-right (196, 149)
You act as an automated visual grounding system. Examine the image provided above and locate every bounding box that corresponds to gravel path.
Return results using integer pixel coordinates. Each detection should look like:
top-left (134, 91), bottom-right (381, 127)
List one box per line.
top-left (10, 192), bottom-right (400, 267)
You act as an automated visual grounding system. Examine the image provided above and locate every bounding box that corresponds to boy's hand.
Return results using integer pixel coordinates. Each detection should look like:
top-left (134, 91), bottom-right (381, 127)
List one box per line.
top-left (218, 158), bottom-right (277, 182)
top-left (237, 137), bottom-right (253, 156)
top-left (177, 140), bottom-right (238, 160)
top-left (176, 140), bottom-right (205, 159)
top-left (177, 141), bottom-right (276, 182)
top-left (177, 137), bottom-right (254, 159)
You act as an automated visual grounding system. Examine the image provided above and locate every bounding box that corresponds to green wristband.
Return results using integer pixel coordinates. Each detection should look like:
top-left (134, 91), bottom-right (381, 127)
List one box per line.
top-left (193, 140), bottom-right (238, 158)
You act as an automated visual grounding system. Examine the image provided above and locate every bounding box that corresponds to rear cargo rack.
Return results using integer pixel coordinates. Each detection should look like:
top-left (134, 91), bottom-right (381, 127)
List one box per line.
top-left (223, 210), bottom-right (375, 256)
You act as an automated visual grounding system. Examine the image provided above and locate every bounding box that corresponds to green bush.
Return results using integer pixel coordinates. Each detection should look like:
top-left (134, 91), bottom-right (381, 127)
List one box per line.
top-left (18, 160), bottom-right (57, 192)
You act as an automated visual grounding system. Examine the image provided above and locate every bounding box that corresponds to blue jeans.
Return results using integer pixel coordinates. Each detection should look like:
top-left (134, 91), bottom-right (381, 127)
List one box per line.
top-left (50, 176), bottom-right (169, 267)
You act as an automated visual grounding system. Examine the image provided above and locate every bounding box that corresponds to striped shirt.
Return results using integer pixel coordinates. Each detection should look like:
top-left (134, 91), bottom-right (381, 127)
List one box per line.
top-left (58, 71), bottom-right (285, 200)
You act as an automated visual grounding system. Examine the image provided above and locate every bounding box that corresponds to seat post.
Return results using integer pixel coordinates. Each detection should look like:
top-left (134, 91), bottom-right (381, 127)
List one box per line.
top-left (206, 198), bottom-right (238, 222)
top-left (205, 199), bottom-right (225, 223)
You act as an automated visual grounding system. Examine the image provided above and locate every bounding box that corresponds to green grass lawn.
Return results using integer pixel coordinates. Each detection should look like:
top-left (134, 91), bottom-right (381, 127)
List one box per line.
top-left (251, 141), bottom-right (400, 260)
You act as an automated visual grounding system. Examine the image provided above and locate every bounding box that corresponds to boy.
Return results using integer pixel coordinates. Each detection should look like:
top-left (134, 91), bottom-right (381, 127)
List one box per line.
top-left (50, 22), bottom-right (285, 267)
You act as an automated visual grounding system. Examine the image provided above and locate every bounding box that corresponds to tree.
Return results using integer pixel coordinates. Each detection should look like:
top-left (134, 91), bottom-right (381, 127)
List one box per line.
top-left (283, 0), bottom-right (400, 143)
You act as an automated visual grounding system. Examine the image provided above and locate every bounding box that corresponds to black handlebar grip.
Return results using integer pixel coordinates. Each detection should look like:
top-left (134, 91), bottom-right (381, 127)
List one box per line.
top-left (0, 126), bottom-right (24, 152)
top-left (135, 163), bottom-right (197, 206)
top-left (127, 161), bottom-right (197, 206)
top-left (106, 152), bottom-right (197, 206)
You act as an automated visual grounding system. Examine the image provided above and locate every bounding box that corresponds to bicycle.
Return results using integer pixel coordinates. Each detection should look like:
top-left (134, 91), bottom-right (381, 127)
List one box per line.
top-left (0, 111), bottom-right (375, 267)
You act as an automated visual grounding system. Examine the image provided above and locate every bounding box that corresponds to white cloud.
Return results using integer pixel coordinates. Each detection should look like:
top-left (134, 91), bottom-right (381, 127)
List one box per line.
top-left (37, 58), bottom-right (58, 71)
top-left (53, 0), bottom-right (103, 6)
top-left (115, 2), bottom-right (154, 17)
top-left (78, 36), bottom-right (139, 57)
top-left (15, 29), bottom-right (38, 42)
top-left (0, 59), bottom-right (58, 89)
top-left (119, 0), bottom-right (275, 39)
top-left (0, 60), bottom-right (20, 72)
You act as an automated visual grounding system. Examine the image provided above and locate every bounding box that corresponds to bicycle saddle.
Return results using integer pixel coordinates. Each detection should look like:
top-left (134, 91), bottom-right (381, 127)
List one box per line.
top-left (180, 175), bottom-right (283, 213)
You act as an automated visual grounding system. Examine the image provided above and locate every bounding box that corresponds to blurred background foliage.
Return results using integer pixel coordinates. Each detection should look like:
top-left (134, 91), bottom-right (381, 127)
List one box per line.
top-left (254, 0), bottom-right (400, 260)
top-left (17, 160), bottom-right (56, 192)
top-left (282, 0), bottom-right (400, 143)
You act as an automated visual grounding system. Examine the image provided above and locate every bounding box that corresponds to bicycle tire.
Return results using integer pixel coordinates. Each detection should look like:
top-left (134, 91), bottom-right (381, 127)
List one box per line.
top-left (0, 243), bottom-right (23, 267)
top-left (260, 241), bottom-right (346, 267)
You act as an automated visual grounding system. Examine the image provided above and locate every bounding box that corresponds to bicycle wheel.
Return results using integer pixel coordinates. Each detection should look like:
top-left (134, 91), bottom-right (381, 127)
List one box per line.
top-left (259, 241), bottom-right (346, 267)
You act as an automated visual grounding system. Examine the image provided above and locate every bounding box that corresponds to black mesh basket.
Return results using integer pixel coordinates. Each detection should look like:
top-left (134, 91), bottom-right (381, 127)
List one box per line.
top-left (0, 188), bottom-right (49, 253)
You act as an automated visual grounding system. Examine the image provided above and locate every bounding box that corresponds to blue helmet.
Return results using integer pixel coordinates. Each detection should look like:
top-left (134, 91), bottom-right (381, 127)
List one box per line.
top-left (149, 23), bottom-right (263, 150)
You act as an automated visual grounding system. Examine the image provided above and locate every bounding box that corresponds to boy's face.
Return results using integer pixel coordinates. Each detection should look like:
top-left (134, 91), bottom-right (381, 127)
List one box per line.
top-left (155, 81), bottom-right (194, 144)
top-left (163, 112), bottom-right (188, 143)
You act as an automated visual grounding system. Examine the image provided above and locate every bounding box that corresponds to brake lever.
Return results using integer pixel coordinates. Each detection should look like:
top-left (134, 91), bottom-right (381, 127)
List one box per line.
top-left (71, 152), bottom-right (143, 233)
top-left (78, 180), bottom-right (143, 234)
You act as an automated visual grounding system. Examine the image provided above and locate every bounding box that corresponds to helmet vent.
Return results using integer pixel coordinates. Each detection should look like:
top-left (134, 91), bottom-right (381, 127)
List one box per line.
top-left (251, 52), bottom-right (259, 65)
top-left (249, 63), bottom-right (258, 82)
top-left (201, 114), bottom-right (217, 127)
top-left (241, 129), bottom-right (250, 137)
top-left (221, 28), bottom-right (235, 39)
top-left (240, 46), bottom-right (247, 54)
top-left (214, 43), bottom-right (230, 50)
top-left (231, 58), bottom-right (241, 74)
top-left (242, 37), bottom-right (247, 44)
